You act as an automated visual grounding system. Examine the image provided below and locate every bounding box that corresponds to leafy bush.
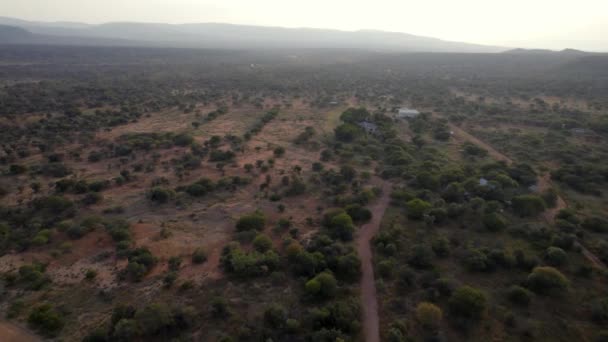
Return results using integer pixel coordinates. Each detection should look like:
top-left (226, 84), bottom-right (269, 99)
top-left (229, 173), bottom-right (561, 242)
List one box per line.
top-left (210, 297), bottom-right (230, 318)
top-left (305, 272), bottom-right (338, 299)
top-left (147, 187), bottom-right (174, 204)
top-left (415, 302), bottom-right (442, 330)
top-left (408, 244), bottom-right (433, 269)
top-left (221, 243), bottom-right (280, 278)
top-left (308, 299), bottom-right (360, 335)
top-left (483, 212), bottom-right (508, 231)
top-left (273, 146), bottom-right (285, 157)
top-left (334, 123), bottom-right (362, 142)
top-left (331, 213), bottom-right (356, 241)
top-left (463, 248), bottom-right (492, 272)
top-left (113, 319), bottom-right (138, 340)
top-left (124, 248), bottom-right (158, 282)
top-left (582, 217), bottom-right (608, 233)
top-left (173, 133), bottom-right (194, 147)
top-left (527, 266), bottom-right (569, 294)
top-left (33, 195), bottom-right (74, 214)
top-left (192, 248), bottom-right (207, 264)
top-left (285, 176), bottom-right (307, 196)
top-left (235, 211), bottom-right (266, 231)
top-left (462, 142), bottom-right (488, 157)
top-left (345, 204), bottom-right (372, 223)
top-left (545, 246), bottom-right (568, 266)
top-left (377, 259), bottom-right (395, 279)
top-left (448, 286), bottom-right (487, 319)
top-left (592, 297), bottom-right (608, 322)
top-left (209, 150), bottom-right (236, 162)
top-left (253, 234), bottom-right (273, 252)
top-left (512, 195), bottom-right (546, 217)
top-left (506, 285), bottom-right (532, 306)
top-left (28, 304), bottom-right (64, 337)
top-left (431, 236), bottom-right (450, 257)
top-left (168, 256), bottom-right (182, 271)
top-left (340, 107), bottom-right (370, 123)
top-left (17, 263), bottom-right (51, 290)
top-left (184, 178), bottom-right (215, 197)
top-left (264, 304), bottom-right (286, 328)
top-left (134, 303), bottom-right (174, 335)
top-left (406, 199), bottom-right (432, 220)
top-left (85, 269), bottom-right (98, 280)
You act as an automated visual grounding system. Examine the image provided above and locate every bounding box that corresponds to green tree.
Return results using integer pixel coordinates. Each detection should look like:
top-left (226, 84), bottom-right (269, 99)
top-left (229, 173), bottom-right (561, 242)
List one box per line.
top-left (236, 211), bottom-right (266, 231)
top-left (328, 212), bottom-right (356, 241)
top-left (135, 303), bottom-right (174, 335)
top-left (506, 285), bottom-right (532, 306)
top-left (512, 195), bottom-right (546, 217)
top-left (28, 304), bottom-right (64, 337)
top-left (113, 319), bottom-right (138, 341)
top-left (406, 199), bottom-right (432, 220)
top-left (273, 146), bottom-right (286, 157)
top-left (483, 212), bottom-right (508, 231)
top-left (448, 286), bottom-right (487, 320)
top-left (147, 187), bottom-right (174, 204)
top-left (527, 266), bottom-right (569, 294)
top-left (545, 247), bottom-right (567, 266)
top-left (306, 272), bottom-right (337, 299)
top-left (345, 204), bottom-right (372, 223)
top-left (192, 248), bottom-right (207, 264)
top-left (253, 234), bottom-right (273, 252)
top-left (408, 244), bottom-right (433, 269)
top-left (340, 107), bottom-right (370, 123)
top-left (334, 123), bottom-right (362, 142)
top-left (415, 302), bottom-right (442, 330)
top-left (263, 304), bottom-right (286, 328)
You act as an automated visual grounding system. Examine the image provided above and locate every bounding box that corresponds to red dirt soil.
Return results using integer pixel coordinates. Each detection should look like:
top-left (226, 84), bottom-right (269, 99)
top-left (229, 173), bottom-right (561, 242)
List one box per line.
top-left (357, 181), bottom-right (392, 342)
top-left (0, 321), bottom-right (41, 342)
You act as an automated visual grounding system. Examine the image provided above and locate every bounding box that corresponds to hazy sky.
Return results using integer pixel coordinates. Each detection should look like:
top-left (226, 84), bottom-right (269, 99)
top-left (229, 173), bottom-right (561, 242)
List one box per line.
top-left (2, 0), bottom-right (607, 50)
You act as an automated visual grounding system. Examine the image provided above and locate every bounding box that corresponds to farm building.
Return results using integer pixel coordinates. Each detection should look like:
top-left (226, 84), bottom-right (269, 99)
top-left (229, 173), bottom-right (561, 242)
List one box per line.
top-left (396, 107), bottom-right (420, 119)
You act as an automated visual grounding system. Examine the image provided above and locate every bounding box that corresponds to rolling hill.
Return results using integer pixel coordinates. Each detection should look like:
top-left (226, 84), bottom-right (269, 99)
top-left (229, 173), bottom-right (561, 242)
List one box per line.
top-left (0, 17), bottom-right (504, 52)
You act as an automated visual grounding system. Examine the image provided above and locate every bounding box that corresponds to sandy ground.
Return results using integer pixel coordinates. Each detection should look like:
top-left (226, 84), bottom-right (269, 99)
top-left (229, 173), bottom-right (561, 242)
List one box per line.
top-left (356, 181), bottom-right (392, 342)
top-left (0, 321), bottom-right (41, 342)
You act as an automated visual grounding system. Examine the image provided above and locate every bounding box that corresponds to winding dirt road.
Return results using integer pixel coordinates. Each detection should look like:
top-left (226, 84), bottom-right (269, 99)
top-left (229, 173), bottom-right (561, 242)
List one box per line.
top-left (357, 182), bottom-right (392, 342)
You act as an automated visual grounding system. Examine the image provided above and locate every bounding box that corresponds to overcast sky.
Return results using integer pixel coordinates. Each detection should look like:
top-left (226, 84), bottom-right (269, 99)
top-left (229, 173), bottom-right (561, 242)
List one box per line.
top-left (2, 0), bottom-right (607, 51)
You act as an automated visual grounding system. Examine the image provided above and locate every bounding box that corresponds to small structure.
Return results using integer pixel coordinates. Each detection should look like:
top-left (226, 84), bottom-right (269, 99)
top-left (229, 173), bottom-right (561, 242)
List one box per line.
top-left (396, 107), bottom-right (420, 119)
top-left (479, 178), bottom-right (497, 189)
top-left (571, 128), bottom-right (587, 135)
top-left (358, 121), bottom-right (378, 135)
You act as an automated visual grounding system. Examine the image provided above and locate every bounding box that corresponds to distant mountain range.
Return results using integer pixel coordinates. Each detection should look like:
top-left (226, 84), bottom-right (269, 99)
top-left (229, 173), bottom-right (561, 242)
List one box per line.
top-left (0, 17), bottom-right (508, 52)
top-left (502, 48), bottom-right (589, 55)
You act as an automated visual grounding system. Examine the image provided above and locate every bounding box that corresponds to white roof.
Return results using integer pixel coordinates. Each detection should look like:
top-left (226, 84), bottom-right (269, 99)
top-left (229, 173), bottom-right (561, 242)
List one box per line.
top-left (398, 108), bottom-right (419, 114)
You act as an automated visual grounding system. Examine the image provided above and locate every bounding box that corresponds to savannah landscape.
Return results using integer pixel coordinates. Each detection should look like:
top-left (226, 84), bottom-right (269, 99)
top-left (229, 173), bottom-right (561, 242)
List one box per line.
top-left (0, 14), bottom-right (607, 342)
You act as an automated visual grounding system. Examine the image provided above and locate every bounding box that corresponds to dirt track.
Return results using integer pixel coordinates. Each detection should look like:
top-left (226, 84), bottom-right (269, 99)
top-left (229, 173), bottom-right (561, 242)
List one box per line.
top-left (537, 173), bottom-right (568, 223)
top-left (448, 123), bottom-right (513, 165)
top-left (0, 321), bottom-right (40, 342)
top-left (357, 181), bottom-right (392, 342)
